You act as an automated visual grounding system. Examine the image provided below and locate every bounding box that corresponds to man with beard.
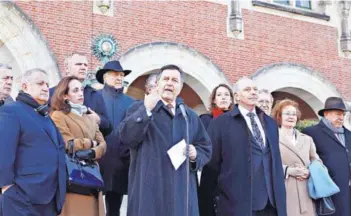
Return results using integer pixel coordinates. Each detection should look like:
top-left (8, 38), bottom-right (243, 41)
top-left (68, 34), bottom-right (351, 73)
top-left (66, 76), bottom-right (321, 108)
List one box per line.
top-left (49, 52), bottom-right (111, 136)
top-left (119, 64), bottom-right (212, 216)
top-left (205, 77), bottom-right (286, 216)
top-left (257, 89), bottom-right (274, 116)
top-left (0, 64), bottom-right (14, 106)
top-left (96, 60), bottom-right (135, 216)
top-left (0, 68), bottom-right (66, 215)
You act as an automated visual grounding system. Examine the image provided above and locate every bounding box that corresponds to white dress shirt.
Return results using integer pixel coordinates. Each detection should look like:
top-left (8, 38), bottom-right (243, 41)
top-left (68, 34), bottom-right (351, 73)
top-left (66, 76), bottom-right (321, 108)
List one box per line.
top-left (146, 100), bottom-right (176, 116)
top-left (238, 105), bottom-right (266, 146)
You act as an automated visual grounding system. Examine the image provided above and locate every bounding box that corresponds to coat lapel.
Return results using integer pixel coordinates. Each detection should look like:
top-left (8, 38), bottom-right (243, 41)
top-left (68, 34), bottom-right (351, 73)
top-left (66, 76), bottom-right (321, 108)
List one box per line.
top-left (21, 102), bottom-right (58, 146)
top-left (279, 130), bottom-right (307, 165)
top-left (66, 112), bottom-right (92, 138)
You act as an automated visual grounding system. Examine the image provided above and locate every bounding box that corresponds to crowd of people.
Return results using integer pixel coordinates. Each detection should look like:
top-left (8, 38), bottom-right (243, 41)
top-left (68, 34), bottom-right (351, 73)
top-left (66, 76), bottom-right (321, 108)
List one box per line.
top-left (0, 52), bottom-right (350, 216)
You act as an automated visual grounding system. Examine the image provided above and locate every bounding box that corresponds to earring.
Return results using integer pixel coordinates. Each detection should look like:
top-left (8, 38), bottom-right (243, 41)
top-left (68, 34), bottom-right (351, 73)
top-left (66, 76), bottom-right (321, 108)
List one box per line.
top-left (64, 99), bottom-right (69, 104)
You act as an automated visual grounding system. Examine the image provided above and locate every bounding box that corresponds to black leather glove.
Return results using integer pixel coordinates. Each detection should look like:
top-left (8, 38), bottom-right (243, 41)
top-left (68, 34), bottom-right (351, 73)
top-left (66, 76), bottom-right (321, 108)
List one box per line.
top-left (75, 149), bottom-right (96, 160)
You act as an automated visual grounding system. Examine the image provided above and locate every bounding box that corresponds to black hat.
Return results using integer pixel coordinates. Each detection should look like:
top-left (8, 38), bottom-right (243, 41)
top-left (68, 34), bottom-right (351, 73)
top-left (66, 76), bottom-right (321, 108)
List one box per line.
top-left (96, 60), bottom-right (131, 84)
top-left (318, 97), bottom-right (348, 116)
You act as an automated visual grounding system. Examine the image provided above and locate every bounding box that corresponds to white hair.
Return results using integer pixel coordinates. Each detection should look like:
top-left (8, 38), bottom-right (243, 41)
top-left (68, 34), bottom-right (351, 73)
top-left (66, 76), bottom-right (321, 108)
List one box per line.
top-left (21, 68), bottom-right (47, 85)
top-left (233, 76), bottom-right (253, 92)
top-left (0, 63), bottom-right (12, 70)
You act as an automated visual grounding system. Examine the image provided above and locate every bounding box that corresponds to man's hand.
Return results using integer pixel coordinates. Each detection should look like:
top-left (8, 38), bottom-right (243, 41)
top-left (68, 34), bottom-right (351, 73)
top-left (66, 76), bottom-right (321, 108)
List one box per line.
top-left (144, 90), bottom-right (160, 112)
top-left (88, 108), bottom-right (101, 125)
top-left (188, 144), bottom-right (197, 161)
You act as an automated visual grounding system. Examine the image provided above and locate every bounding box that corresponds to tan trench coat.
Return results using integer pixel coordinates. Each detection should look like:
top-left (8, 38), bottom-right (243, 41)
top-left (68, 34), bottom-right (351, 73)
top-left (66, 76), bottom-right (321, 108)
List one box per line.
top-left (51, 111), bottom-right (106, 216)
top-left (279, 129), bottom-right (321, 216)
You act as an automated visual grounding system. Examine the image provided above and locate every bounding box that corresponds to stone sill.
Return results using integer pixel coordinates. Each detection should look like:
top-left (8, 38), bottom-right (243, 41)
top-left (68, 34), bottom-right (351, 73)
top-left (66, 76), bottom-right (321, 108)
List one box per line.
top-left (252, 0), bottom-right (330, 21)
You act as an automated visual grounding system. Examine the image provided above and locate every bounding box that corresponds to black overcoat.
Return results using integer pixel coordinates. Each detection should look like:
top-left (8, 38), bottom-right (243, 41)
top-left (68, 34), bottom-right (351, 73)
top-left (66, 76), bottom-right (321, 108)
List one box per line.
top-left (119, 98), bottom-right (212, 216)
top-left (303, 121), bottom-right (351, 216)
top-left (205, 105), bottom-right (287, 216)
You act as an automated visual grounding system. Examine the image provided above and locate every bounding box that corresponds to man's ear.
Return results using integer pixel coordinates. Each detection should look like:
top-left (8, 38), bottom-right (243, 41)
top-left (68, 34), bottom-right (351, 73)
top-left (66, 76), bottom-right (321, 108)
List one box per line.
top-left (234, 92), bottom-right (240, 102)
top-left (21, 83), bottom-right (27, 91)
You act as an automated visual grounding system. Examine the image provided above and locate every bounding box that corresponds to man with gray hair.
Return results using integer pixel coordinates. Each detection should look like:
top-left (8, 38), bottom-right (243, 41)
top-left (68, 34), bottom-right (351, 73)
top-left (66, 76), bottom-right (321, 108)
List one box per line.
top-left (95, 60), bottom-right (135, 216)
top-left (145, 73), bottom-right (158, 95)
top-left (0, 64), bottom-right (14, 106)
top-left (257, 89), bottom-right (274, 116)
top-left (205, 77), bottom-right (286, 216)
top-left (0, 68), bottom-right (66, 215)
top-left (49, 52), bottom-right (112, 136)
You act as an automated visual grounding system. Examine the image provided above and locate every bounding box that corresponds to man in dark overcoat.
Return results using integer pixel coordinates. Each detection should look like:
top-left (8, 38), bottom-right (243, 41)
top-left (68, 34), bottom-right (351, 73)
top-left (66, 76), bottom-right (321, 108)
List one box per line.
top-left (203, 77), bottom-right (286, 216)
top-left (303, 97), bottom-right (351, 216)
top-left (49, 52), bottom-right (112, 136)
top-left (0, 68), bottom-right (66, 215)
top-left (96, 60), bottom-right (135, 216)
top-left (119, 64), bottom-right (212, 216)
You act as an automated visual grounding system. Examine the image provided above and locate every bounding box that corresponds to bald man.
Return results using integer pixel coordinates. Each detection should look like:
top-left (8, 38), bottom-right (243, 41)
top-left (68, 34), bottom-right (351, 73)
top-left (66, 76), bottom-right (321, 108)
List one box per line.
top-left (202, 77), bottom-right (286, 216)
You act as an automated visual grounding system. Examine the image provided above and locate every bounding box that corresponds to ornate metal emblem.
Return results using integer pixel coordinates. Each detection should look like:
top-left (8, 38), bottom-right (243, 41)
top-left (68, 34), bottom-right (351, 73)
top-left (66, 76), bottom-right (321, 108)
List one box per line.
top-left (91, 34), bottom-right (118, 63)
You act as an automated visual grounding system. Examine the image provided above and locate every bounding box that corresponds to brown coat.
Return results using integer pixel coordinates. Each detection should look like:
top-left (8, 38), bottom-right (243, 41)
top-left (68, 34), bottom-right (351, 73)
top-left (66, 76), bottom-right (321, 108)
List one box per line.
top-left (279, 129), bottom-right (320, 216)
top-left (51, 111), bottom-right (106, 216)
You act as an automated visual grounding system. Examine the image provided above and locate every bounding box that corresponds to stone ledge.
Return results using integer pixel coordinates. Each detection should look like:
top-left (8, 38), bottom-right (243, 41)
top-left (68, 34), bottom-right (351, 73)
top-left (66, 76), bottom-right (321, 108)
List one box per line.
top-left (252, 0), bottom-right (330, 21)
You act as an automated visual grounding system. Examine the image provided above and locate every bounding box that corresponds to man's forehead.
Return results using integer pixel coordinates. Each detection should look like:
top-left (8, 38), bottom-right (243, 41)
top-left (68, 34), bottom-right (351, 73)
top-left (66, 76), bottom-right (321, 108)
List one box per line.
top-left (258, 92), bottom-right (271, 98)
top-left (0, 68), bottom-right (12, 75)
top-left (29, 71), bottom-right (48, 82)
top-left (236, 78), bottom-right (256, 90)
top-left (160, 69), bottom-right (181, 78)
top-left (71, 54), bottom-right (88, 62)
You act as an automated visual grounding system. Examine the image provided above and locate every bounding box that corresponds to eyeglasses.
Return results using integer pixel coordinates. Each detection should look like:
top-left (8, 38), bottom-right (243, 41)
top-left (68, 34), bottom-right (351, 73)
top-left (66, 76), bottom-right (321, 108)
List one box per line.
top-left (282, 112), bottom-right (297, 117)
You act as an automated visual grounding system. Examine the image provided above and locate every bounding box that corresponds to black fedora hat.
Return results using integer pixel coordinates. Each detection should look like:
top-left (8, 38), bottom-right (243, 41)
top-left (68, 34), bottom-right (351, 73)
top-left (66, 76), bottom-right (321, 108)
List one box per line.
top-left (96, 60), bottom-right (131, 84)
top-left (318, 97), bottom-right (348, 116)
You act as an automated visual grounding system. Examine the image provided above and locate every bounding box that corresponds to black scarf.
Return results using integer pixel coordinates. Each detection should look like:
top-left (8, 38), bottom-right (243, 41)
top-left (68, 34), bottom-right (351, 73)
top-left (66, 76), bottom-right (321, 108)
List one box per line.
top-left (16, 91), bottom-right (49, 117)
top-left (0, 100), bottom-right (4, 107)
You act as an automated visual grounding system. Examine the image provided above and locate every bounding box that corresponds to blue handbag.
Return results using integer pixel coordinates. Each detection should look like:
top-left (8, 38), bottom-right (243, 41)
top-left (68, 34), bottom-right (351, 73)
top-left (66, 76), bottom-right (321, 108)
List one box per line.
top-left (66, 140), bottom-right (104, 196)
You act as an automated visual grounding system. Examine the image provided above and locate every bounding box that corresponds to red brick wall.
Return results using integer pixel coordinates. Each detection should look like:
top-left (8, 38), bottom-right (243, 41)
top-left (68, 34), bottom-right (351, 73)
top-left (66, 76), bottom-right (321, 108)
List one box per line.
top-left (16, 1), bottom-right (351, 99)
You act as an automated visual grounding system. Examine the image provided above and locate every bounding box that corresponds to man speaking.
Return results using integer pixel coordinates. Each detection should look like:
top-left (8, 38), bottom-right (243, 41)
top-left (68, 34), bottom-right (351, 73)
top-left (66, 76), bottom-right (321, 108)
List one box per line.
top-left (119, 64), bottom-right (212, 216)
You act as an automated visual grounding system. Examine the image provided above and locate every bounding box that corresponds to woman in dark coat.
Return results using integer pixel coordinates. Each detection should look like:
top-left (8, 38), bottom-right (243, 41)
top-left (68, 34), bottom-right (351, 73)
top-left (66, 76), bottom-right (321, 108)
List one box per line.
top-left (198, 83), bottom-right (234, 216)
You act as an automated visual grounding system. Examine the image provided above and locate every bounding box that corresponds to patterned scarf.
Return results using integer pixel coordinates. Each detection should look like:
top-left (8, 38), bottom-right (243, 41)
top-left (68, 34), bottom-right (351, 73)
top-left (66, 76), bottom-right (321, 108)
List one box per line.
top-left (322, 117), bottom-right (345, 146)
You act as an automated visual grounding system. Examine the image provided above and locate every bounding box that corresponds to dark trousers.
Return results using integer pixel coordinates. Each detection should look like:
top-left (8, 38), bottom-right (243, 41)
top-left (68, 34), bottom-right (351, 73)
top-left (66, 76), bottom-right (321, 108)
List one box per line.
top-left (0, 186), bottom-right (57, 216)
top-left (105, 191), bottom-right (124, 216)
top-left (252, 203), bottom-right (277, 216)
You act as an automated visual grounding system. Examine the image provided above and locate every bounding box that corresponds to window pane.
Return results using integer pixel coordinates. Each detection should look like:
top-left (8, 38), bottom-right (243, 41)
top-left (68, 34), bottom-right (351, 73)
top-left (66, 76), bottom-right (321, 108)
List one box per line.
top-left (274, 0), bottom-right (289, 5)
top-left (296, 0), bottom-right (311, 9)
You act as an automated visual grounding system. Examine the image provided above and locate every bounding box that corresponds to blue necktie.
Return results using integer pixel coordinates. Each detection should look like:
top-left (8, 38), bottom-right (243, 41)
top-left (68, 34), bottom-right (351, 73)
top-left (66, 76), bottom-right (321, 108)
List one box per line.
top-left (247, 112), bottom-right (264, 147)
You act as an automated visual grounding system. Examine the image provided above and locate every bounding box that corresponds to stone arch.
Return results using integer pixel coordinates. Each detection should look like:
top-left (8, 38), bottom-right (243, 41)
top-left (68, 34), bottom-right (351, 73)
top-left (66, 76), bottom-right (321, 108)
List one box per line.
top-left (251, 63), bottom-right (343, 115)
top-left (119, 42), bottom-right (230, 109)
top-left (0, 2), bottom-right (60, 88)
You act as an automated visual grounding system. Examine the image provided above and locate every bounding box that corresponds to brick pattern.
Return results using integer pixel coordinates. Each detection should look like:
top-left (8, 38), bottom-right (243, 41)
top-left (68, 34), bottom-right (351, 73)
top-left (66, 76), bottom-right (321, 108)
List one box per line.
top-left (15, 1), bottom-right (351, 100)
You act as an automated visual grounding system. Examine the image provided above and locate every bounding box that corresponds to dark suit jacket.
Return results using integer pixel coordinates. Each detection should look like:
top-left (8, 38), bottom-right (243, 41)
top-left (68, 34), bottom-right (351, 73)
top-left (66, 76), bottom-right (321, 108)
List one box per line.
top-left (49, 85), bottom-right (112, 136)
top-left (205, 105), bottom-right (286, 216)
top-left (303, 121), bottom-right (351, 216)
top-left (0, 101), bottom-right (66, 213)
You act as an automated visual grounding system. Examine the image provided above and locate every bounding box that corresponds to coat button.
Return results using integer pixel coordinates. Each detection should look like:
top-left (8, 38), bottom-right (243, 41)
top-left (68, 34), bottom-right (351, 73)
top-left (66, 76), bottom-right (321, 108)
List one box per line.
top-left (346, 149), bottom-right (349, 153)
top-left (136, 117), bottom-right (142, 122)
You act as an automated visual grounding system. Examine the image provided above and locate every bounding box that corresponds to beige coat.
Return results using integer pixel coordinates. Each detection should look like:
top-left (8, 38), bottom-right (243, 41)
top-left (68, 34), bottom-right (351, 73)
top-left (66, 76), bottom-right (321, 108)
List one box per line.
top-left (279, 129), bottom-right (320, 216)
top-left (51, 111), bottom-right (106, 216)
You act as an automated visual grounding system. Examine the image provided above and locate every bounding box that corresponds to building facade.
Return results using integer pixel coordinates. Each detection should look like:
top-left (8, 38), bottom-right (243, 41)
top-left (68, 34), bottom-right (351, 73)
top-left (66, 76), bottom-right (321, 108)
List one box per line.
top-left (1, 0), bottom-right (351, 121)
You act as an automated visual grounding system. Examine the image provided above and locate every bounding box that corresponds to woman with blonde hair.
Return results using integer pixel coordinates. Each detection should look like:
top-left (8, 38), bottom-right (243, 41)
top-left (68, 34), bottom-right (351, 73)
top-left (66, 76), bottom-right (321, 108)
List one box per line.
top-left (51, 76), bottom-right (106, 216)
top-left (272, 99), bottom-right (321, 216)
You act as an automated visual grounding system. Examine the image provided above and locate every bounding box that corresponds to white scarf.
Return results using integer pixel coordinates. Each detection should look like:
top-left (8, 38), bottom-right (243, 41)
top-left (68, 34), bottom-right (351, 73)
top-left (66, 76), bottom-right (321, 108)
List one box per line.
top-left (68, 101), bottom-right (88, 116)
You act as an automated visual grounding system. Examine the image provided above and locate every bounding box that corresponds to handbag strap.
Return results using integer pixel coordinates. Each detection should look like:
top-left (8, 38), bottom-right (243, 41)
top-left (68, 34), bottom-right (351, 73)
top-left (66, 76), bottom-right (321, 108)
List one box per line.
top-left (67, 140), bottom-right (75, 156)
